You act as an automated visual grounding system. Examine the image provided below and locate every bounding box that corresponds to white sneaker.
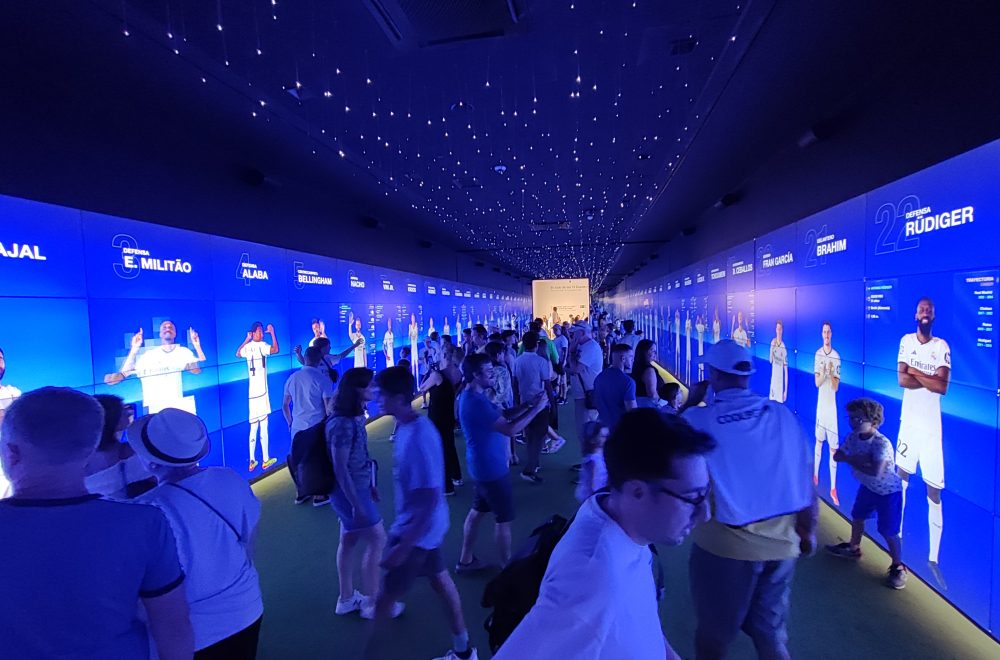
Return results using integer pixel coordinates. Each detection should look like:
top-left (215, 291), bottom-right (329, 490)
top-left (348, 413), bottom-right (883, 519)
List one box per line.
top-left (360, 598), bottom-right (405, 619)
top-left (335, 590), bottom-right (364, 615)
top-left (547, 436), bottom-right (567, 453)
top-left (431, 649), bottom-right (478, 660)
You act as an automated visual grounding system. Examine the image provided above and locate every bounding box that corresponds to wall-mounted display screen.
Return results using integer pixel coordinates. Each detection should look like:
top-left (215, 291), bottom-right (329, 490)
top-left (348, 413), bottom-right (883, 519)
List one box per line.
top-left (0, 194), bottom-right (529, 490)
top-left (607, 138), bottom-right (1000, 638)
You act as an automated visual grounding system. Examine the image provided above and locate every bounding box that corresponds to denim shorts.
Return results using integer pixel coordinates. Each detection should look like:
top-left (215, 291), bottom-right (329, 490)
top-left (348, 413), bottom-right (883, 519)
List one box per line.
top-left (329, 482), bottom-right (382, 532)
top-left (852, 486), bottom-right (902, 538)
top-left (690, 543), bottom-right (795, 656)
top-left (471, 476), bottom-right (515, 523)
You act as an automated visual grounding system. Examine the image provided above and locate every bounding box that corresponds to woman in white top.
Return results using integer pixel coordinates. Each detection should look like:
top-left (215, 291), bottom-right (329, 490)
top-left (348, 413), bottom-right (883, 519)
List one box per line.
top-left (85, 394), bottom-right (155, 499)
top-left (130, 408), bottom-right (263, 658)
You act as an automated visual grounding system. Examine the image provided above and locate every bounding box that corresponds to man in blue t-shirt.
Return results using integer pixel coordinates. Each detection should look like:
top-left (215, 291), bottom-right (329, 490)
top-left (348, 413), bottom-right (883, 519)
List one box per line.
top-left (0, 387), bottom-right (193, 660)
top-left (456, 353), bottom-right (548, 571)
top-left (593, 343), bottom-right (638, 431)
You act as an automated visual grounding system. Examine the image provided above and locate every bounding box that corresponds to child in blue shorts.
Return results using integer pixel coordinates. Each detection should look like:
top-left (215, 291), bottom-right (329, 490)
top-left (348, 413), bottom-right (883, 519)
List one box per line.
top-left (825, 397), bottom-right (907, 589)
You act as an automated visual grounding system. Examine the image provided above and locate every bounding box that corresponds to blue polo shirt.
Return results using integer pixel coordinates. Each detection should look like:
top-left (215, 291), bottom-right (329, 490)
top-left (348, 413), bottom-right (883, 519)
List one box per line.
top-left (0, 494), bottom-right (185, 660)
top-left (458, 390), bottom-right (509, 482)
top-left (592, 367), bottom-right (637, 430)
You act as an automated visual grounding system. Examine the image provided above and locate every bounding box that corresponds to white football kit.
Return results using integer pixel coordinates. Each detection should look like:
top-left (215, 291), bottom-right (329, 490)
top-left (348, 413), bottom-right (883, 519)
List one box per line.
top-left (240, 341), bottom-right (272, 423)
top-left (383, 331), bottom-right (395, 367)
top-left (712, 319), bottom-right (721, 343)
top-left (733, 326), bottom-right (749, 349)
top-left (0, 383), bottom-right (22, 499)
top-left (409, 324), bottom-right (420, 379)
top-left (814, 347), bottom-right (841, 445)
top-left (684, 318), bottom-right (693, 382)
top-left (770, 342), bottom-right (788, 402)
top-left (350, 329), bottom-right (366, 368)
top-left (0, 384), bottom-right (22, 413)
top-left (696, 321), bottom-right (707, 380)
top-left (133, 345), bottom-right (197, 414)
top-left (897, 333), bottom-right (950, 489)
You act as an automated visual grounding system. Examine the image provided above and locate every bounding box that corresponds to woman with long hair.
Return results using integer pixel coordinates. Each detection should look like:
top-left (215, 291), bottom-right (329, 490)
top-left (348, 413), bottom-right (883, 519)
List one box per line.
top-left (327, 368), bottom-right (400, 619)
top-left (631, 339), bottom-right (665, 409)
top-left (419, 342), bottom-right (464, 493)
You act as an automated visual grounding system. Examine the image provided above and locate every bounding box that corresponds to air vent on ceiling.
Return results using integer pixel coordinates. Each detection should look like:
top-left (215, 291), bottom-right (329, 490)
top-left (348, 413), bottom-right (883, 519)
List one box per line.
top-left (363, 0), bottom-right (526, 50)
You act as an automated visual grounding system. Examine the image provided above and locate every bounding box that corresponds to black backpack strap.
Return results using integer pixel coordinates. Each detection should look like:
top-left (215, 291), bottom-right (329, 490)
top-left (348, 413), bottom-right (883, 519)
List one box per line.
top-left (166, 482), bottom-right (242, 542)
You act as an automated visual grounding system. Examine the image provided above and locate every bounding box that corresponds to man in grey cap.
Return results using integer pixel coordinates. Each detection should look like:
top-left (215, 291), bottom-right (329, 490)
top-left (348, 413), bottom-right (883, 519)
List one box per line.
top-left (681, 340), bottom-right (817, 660)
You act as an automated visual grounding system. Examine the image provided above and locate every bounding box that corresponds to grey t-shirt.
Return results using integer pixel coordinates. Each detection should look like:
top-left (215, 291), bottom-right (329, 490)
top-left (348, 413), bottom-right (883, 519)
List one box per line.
top-left (514, 352), bottom-right (552, 403)
top-left (327, 414), bottom-right (371, 490)
top-left (390, 416), bottom-right (450, 549)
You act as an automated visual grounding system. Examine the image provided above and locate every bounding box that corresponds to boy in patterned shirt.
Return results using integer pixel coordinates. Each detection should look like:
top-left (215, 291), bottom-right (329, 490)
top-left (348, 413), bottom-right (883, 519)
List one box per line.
top-left (825, 397), bottom-right (906, 589)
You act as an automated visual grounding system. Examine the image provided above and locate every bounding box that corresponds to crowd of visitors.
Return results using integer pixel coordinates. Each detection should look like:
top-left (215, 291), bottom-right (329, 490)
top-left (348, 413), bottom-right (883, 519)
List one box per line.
top-left (0, 309), bottom-right (911, 659)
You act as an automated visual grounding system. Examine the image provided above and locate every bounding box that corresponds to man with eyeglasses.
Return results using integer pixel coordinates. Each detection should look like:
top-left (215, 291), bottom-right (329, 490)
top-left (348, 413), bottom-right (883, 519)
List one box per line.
top-left (682, 339), bottom-right (817, 660)
top-left (493, 408), bottom-right (713, 660)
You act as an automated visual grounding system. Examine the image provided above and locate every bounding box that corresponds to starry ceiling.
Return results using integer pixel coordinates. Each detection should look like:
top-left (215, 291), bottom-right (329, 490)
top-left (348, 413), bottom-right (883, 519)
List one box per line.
top-left (91, 0), bottom-right (758, 289)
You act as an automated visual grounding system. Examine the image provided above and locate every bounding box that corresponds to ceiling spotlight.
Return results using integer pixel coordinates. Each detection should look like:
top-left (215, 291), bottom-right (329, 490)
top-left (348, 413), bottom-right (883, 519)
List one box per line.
top-left (493, 163), bottom-right (508, 174)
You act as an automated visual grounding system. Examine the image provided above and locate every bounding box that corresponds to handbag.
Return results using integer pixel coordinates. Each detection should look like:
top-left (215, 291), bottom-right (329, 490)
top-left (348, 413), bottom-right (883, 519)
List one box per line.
top-left (576, 373), bottom-right (597, 410)
top-left (286, 416), bottom-right (339, 497)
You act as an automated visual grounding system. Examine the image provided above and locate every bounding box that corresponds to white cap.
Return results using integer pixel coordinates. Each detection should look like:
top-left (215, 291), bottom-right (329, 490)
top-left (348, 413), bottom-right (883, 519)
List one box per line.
top-left (705, 339), bottom-right (756, 375)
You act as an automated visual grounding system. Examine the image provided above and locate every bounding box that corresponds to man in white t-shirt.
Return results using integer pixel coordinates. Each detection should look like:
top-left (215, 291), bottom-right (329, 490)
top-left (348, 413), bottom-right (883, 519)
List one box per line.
top-left (568, 323), bottom-right (604, 456)
top-left (897, 297), bottom-right (950, 582)
top-left (712, 307), bottom-right (722, 344)
top-left (371, 366), bottom-right (476, 660)
top-left (0, 346), bottom-right (21, 498)
top-left (814, 321), bottom-right (842, 505)
top-left (105, 320), bottom-right (206, 414)
top-left (282, 346), bottom-right (335, 505)
top-left (130, 408), bottom-right (264, 655)
top-left (495, 409), bottom-right (711, 660)
top-left (236, 322), bottom-right (280, 473)
top-left (513, 332), bottom-right (555, 483)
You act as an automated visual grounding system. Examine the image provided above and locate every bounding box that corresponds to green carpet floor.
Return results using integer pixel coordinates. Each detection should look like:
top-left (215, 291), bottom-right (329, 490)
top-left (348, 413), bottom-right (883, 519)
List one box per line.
top-left (251, 403), bottom-right (997, 659)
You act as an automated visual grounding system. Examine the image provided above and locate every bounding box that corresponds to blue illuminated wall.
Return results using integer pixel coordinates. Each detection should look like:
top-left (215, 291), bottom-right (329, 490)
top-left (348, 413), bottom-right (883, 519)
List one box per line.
top-left (0, 195), bottom-right (529, 483)
top-left (611, 139), bottom-right (1000, 638)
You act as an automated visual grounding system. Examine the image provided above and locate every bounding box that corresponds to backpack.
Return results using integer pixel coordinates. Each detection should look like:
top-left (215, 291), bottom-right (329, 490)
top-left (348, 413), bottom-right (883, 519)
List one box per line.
top-left (481, 509), bottom-right (667, 654)
top-left (286, 416), bottom-right (338, 496)
top-left (481, 513), bottom-right (573, 653)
